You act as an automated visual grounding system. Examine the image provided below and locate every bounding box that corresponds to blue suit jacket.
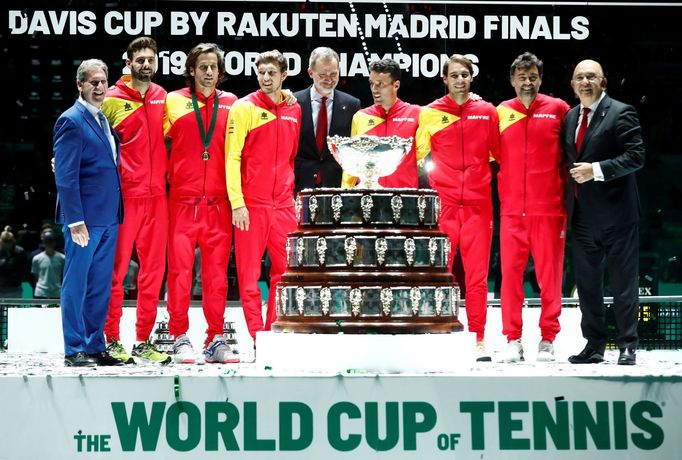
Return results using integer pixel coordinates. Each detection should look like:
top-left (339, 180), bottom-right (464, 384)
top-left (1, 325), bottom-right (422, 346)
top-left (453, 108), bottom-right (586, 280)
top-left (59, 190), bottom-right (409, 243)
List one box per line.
top-left (54, 101), bottom-right (123, 227)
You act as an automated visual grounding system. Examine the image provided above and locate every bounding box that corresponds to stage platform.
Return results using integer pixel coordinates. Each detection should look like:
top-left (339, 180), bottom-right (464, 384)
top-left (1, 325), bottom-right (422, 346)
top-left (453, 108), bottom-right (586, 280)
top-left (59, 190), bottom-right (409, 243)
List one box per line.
top-left (1, 307), bottom-right (681, 459)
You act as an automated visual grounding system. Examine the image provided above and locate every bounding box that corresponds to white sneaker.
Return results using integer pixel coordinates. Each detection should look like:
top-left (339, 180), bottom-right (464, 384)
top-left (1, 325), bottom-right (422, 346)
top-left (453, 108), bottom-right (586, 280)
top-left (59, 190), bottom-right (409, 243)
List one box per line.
top-left (173, 334), bottom-right (196, 364)
top-left (204, 335), bottom-right (240, 364)
top-left (475, 340), bottom-right (492, 362)
top-left (537, 340), bottom-right (555, 362)
top-left (504, 339), bottom-right (524, 363)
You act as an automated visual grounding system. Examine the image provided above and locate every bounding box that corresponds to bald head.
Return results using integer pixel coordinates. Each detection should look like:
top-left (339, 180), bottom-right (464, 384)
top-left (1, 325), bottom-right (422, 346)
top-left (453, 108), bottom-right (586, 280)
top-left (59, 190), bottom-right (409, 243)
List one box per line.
top-left (571, 59), bottom-right (607, 106)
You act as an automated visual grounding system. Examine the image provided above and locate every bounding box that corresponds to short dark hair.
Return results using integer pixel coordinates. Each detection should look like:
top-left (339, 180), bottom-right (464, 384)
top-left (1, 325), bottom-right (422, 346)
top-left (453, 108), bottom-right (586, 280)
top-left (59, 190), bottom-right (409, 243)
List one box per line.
top-left (510, 51), bottom-right (543, 78)
top-left (255, 50), bottom-right (288, 73)
top-left (369, 58), bottom-right (401, 82)
top-left (127, 37), bottom-right (157, 60)
top-left (184, 43), bottom-right (225, 89)
top-left (442, 54), bottom-right (473, 77)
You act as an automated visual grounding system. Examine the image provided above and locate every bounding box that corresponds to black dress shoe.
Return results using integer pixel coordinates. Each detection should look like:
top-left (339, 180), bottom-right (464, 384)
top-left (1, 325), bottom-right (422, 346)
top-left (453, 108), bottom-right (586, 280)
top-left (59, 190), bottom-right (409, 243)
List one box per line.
top-left (64, 352), bottom-right (97, 367)
top-left (568, 345), bottom-right (604, 364)
top-left (618, 348), bottom-right (637, 365)
top-left (89, 351), bottom-right (125, 366)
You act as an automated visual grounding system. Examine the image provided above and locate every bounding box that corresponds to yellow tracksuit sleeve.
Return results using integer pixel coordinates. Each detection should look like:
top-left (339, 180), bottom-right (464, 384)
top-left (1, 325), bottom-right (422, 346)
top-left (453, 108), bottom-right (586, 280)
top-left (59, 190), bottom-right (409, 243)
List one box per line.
top-left (225, 100), bottom-right (252, 210)
top-left (340, 114), bottom-right (362, 189)
top-left (415, 108), bottom-right (432, 165)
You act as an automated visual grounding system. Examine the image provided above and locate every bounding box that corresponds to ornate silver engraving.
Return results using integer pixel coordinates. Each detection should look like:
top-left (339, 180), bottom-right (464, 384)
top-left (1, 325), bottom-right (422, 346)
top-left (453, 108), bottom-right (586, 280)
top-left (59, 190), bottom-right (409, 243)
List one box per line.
top-left (296, 237), bottom-right (304, 265)
top-left (296, 287), bottom-right (305, 315)
top-left (428, 238), bottom-right (438, 266)
top-left (360, 194), bottom-right (373, 221)
top-left (281, 288), bottom-right (288, 315)
top-left (404, 238), bottom-right (416, 266)
top-left (331, 194), bottom-right (343, 222)
top-left (417, 195), bottom-right (427, 222)
top-left (316, 237), bottom-right (327, 265)
top-left (410, 287), bottom-right (422, 315)
top-left (350, 288), bottom-right (362, 316)
top-left (435, 196), bottom-right (441, 221)
top-left (452, 286), bottom-right (460, 316)
top-left (380, 288), bottom-right (393, 315)
top-left (285, 238), bottom-right (291, 264)
top-left (320, 287), bottom-right (332, 315)
top-left (435, 287), bottom-right (444, 316)
top-left (344, 236), bottom-right (357, 265)
top-left (309, 196), bottom-right (318, 223)
top-left (391, 195), bottom-right (403, 222)
top-left (275, 288), bottom-right (281, 315)
top-left (375, 237), bottom-right (388, 266)
top-left (444, 239), bottom-right (451, 267)
top-left (295, 195), bottom-right (302, 222)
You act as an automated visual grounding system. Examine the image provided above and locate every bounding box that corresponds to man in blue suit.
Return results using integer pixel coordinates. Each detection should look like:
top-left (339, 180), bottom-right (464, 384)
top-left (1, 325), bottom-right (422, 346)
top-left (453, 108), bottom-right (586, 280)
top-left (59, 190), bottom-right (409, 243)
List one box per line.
top-left (294, 47), bottom-right (360, 192)
top-left (54, 58), bottom-right (124, 367)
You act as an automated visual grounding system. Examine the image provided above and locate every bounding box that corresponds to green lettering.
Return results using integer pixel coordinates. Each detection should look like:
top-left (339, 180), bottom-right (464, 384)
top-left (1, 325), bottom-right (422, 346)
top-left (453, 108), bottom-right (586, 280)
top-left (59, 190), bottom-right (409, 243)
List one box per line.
top-left (460, 401), bottom-right (495, 450)
top-left (244, 402), bottom-right (276, 451)
top-left (111, 401), bottom-right (165, 452)
top-left (205, 401), bottom-right (240, 451)
top-left (499, 401), bottom-right (530, 450)
top-left (166, 401), bottom-right (201, 452)
top-left (613, 401), bottom-right (628, 450)
top-left (365, 402), bottom-right (399, 451)
top-left (279, 402), bottom-right (313, 451)
top-left (403, 402), bottom-right (437, 450)
top-left (573, 401), bottom-right (610, 449)
top-left (630, 401), bottom-right (664, 450)
top-left (532, 401), bottom-right (569, 450)
top-left (327, 402), bottom-right (361, 451)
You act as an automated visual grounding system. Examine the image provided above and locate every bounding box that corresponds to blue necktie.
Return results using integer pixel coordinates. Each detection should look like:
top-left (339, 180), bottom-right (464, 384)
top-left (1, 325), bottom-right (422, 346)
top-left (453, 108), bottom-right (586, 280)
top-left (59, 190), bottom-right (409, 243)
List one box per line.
top-left (97, 111), bottom-right (109, 135)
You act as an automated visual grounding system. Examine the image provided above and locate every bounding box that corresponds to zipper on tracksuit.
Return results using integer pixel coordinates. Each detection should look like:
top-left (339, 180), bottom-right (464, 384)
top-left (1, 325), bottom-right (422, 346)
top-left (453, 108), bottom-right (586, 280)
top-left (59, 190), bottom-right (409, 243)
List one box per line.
top-left (459, 106), bottom-right (465, 207)
top-left (523, 111), bottom-right (529, 217)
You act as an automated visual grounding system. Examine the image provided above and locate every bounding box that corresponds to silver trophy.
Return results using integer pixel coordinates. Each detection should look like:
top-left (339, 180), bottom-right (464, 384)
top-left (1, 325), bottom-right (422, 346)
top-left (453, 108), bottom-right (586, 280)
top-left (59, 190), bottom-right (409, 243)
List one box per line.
top-left (327, 135), bottom-right (413, 189)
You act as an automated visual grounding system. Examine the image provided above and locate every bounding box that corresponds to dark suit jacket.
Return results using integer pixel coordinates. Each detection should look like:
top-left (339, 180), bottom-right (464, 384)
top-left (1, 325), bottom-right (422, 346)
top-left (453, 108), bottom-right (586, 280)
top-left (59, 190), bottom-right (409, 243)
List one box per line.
top-left (294, 87), bottom-right (360, 192)
top-left (563, 94), bottom-right (645, 227)
top-left (54, 101), bottom-right (123, 227)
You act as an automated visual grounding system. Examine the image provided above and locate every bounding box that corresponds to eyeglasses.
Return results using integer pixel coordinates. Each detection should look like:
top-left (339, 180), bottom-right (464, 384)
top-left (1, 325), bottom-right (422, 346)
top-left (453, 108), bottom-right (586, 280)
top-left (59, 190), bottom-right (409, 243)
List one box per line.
top-left (573, 73), bottom-right (603, 82)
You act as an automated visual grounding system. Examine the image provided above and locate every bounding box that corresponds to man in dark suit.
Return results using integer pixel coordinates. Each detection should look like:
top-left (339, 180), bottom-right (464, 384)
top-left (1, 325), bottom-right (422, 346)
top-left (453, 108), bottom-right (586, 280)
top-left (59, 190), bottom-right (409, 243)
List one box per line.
top-left (294, 47), bottom-right (360, 192)
top-left (54, 59), bottom-right (124, 367)
top-left (563, 59), bottom-right (645, 365)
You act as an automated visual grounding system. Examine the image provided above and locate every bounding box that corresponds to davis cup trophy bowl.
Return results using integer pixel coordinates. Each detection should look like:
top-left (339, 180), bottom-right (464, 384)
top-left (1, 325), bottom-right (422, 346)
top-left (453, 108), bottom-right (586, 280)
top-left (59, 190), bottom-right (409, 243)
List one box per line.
top-left (271, 133), bottom-right (463, 334)
top-left (327, 135), bottom-right (413, 189)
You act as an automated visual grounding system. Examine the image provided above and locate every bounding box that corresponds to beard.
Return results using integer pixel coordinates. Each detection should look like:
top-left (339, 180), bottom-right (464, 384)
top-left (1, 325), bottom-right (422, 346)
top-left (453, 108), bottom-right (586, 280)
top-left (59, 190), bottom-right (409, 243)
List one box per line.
top-left (132, 69), bottom-right (153, 82)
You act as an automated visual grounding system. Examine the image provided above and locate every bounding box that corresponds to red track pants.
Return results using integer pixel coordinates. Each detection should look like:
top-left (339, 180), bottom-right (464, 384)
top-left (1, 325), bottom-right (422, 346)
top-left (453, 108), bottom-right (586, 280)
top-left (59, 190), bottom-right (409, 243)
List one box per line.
top-left (500, 214), bottom-right (566, 342)
top-left (234, 206), bottom-right (296, 340)
top-left (166, 198), bottom-right (232, 344)
top-left (439, 204), bottom-right (493, 341)
top-left (104, 195), bottom-right (168, 342)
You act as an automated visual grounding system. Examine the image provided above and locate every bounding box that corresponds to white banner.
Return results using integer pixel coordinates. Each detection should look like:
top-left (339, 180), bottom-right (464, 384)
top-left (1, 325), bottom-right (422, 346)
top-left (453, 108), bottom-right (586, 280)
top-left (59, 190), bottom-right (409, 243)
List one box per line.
top-left (1, 374), bottom-right (680, 459)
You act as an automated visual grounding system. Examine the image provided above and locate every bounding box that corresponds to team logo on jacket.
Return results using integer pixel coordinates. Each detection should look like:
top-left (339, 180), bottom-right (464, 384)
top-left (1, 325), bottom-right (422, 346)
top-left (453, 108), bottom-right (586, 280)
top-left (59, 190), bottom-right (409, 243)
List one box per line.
top-left (260, 112), bottom-right (268, 120)
top-left (508, 114), bottom-right (516, 121)
top-left (124, 103), bottom-right (133, 112)
top-left (185, 101), bottom-right (193, 109)
top-left (367, 119), bottom-right (375, 126)
top-left (441, 116), bottom-right (449, 124)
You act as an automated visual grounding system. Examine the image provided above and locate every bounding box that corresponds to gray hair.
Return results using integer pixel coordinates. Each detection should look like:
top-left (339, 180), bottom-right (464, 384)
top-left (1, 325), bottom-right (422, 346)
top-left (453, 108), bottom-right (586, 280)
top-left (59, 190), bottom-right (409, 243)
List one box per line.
top-left (76, 59), bottom-right (108, 82)
top-left (309, 47), bottom-right (340, 70)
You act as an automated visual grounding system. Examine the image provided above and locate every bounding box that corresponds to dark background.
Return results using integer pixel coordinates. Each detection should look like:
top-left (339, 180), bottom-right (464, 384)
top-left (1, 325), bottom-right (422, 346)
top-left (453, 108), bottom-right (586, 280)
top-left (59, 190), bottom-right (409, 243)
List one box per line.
top-left (2, 0), bottom-right (681, 296)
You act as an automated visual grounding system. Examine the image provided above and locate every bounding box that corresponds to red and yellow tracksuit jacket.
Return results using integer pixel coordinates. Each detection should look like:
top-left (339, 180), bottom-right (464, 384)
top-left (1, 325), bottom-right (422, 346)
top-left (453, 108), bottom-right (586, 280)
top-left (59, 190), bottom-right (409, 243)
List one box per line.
top-left (164, 87), bottom-right (238, 342)
top-left (342, 99), bottom-right (422, 188)
top-left (416, 96), bottom-right (499, 340)
top-left (496, 93), bottom-right (570, 343)
top-left (101, 77), bottom-right (168, 342)
top-left (226, 89), bottom-right (302, 339)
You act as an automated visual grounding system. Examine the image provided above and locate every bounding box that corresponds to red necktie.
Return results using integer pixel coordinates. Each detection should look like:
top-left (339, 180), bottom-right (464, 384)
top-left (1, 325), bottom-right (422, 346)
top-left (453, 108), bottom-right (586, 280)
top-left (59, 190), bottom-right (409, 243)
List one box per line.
top-left (576, 107), bottom-right (591, 153)
top-left (316, 96), bottom-right (328, 156)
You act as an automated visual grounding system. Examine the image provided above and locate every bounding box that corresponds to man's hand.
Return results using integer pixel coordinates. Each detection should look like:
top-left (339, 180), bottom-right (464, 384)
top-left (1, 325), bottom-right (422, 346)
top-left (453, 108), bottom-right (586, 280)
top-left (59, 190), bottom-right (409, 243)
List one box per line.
top-left (70, 224), bottom-right (90, 247)
top-left (282, 89), bottom-right (297, 106)
top-left (469, 92), bottom-right (482, 102)
top-left (232, 206), bottom-right (250, 231)
top-left (570, 162), bottom-right (594, 184)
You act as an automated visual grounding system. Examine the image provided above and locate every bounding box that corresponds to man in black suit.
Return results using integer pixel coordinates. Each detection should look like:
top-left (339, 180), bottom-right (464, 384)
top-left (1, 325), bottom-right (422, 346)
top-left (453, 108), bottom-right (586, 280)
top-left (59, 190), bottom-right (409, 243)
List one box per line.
top-left (294, 47), bottom-right (360, 192)
top-left (563, 59), bottom-right (645, 365)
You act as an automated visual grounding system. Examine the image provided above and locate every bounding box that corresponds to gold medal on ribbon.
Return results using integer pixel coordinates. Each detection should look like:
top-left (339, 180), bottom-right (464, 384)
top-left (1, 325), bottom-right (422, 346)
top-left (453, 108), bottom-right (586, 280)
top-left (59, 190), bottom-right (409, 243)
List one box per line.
top-left (202, 150), bottom-right (210, 161)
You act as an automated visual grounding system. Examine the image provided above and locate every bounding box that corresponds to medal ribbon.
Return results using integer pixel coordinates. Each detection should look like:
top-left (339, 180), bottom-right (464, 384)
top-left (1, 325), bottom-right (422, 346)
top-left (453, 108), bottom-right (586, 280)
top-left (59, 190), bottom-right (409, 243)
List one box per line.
top-left (191, 89), bottom-right (220, 160)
